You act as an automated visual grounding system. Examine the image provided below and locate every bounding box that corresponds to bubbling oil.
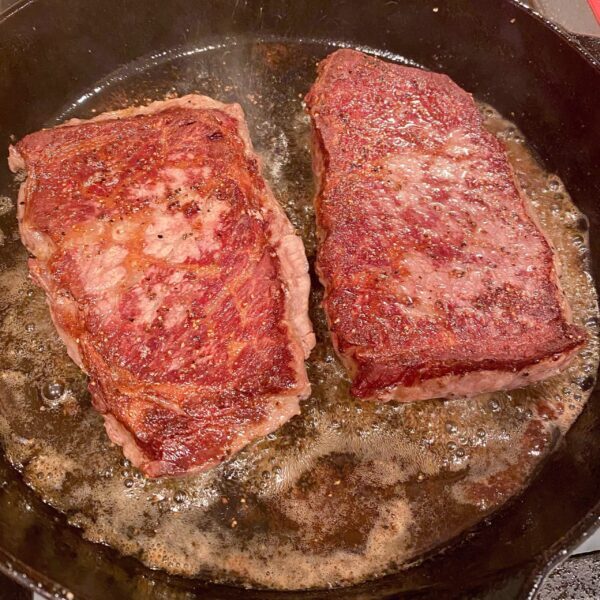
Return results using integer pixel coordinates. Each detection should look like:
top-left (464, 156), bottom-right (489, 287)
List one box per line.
top-left (0, 41), bottom-right (598, 590)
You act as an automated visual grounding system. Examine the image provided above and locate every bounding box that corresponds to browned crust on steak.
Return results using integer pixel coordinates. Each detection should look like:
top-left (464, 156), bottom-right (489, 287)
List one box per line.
top-left (11, 94), bottom-right (315, 476)
top-left (306, 50), bottom-right (586, 402)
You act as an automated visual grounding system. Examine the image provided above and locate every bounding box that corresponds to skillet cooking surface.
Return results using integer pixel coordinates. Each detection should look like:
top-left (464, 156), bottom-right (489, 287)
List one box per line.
top-left (0, 1), bottom-right (599, 598)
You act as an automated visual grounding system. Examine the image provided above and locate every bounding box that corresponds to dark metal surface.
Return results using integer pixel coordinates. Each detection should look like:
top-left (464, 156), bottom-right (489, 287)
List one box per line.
top-left (0, 0), bottom-right (599, 598)
top-left (0, 574), bottom-right (30, 600)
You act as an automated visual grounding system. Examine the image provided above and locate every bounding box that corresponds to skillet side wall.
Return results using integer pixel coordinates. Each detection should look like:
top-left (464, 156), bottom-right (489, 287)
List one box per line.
top-left (0, 0), bottom-right (598, 598)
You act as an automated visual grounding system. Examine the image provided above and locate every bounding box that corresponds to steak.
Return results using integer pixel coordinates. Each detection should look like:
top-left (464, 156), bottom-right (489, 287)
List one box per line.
top-left (306, 49), bottom-right (586, 402)
top-left (10, 95), bottom-right (315, 477)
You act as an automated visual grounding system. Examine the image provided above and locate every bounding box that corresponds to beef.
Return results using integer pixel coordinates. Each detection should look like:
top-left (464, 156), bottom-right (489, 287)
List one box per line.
top-left (10, 94), bottom-right (315, 477)
top-left (306, 49), bottom-right (586, 402)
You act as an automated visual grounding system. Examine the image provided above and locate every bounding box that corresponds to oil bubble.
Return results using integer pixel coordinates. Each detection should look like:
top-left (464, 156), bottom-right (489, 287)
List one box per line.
top-left (577, 216), bottom-right (589, 232)
top-left (41, 380), bottom-right (65, 406)
top-left (575, 375), bottom-right (595, 392)
top-left (174, 490), bottom-right (187, 503)
top-left (445, 421), bottom-right (458, 434)
top-left (547, 176), bottom-right (561, 192)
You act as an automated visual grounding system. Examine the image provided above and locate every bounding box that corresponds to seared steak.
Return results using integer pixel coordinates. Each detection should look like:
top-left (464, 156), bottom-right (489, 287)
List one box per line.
top-left (10, 95), bottom-right (315, 476)
top-left (306, 49), bottom-right (585, 402)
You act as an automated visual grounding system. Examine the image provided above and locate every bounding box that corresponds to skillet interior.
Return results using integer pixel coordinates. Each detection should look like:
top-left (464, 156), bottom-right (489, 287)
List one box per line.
top-left (0, 0), bottom-right (599, 598)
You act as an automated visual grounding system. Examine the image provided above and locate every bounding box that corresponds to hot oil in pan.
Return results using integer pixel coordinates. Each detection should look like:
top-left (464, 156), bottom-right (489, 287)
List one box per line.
top-left (0, 39), bottom-right (598, 590)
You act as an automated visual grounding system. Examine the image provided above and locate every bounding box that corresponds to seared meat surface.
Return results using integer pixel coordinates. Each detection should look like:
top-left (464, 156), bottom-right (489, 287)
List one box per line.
top-left (11, 95), bottom-right (314, 476)
top-left (306, 50), bottom-right (585, 402)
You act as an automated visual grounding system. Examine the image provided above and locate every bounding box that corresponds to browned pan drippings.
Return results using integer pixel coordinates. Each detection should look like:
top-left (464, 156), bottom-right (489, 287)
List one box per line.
top-left (0, 39), bottom-right (597, 590)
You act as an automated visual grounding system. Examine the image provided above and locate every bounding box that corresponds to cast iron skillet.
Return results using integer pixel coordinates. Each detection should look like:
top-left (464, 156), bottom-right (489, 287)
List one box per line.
top-left (0, 0), bottom-right (598, 598)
